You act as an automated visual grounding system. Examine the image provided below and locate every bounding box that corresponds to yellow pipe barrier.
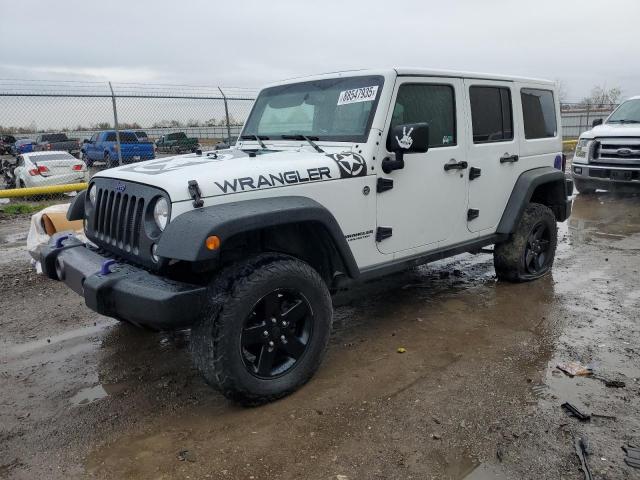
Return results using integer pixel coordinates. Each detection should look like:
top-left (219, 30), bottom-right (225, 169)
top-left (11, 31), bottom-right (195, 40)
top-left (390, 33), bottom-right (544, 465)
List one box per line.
top-left (0, 183), bottom-right (87, 199)
top-left (563, 139), bottom-right (578, 150)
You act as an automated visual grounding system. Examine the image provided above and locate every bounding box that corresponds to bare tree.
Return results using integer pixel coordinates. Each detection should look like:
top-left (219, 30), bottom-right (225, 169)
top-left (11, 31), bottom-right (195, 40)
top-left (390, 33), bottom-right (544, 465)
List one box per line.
top-left (581, 85), bottom-right (622, 107)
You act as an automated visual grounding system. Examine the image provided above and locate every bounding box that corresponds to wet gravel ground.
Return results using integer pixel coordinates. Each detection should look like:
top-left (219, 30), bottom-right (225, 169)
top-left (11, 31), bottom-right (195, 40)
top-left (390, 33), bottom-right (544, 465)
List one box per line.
top-left (1, 191), bottom-right (640, 480)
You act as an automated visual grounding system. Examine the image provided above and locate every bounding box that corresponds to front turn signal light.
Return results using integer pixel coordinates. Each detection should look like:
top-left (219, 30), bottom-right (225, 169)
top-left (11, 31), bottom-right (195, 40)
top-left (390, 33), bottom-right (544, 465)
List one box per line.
top-left (205, 235), bottom-right (221, 250)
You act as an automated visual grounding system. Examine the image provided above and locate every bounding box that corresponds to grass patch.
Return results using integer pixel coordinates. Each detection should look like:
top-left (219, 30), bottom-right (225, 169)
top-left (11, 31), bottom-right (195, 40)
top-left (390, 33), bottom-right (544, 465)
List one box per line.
top-left (0, 203), bottom-right (47, 215)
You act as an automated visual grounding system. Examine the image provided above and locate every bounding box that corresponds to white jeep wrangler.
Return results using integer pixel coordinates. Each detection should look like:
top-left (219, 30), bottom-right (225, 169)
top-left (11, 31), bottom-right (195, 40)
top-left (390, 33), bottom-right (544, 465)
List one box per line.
top-left (42, 68), bottom-right (572, 405)
top-left (572, 96), bottom-right (640, 193)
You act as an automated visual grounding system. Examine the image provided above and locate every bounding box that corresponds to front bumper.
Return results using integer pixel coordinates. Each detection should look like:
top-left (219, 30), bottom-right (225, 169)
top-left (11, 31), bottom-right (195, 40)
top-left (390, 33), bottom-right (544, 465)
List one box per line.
top-left (572, 162), bottom-right (640, 189)
top-left (40, 234), bottom-right (207, 330)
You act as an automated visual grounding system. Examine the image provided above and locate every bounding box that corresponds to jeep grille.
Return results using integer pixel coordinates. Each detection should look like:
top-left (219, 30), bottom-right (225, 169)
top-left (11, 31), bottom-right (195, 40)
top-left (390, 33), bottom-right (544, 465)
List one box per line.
top-left (92, 189), bottom-right (145, 254)
top-left (85, 178), bottom-right (168, 270)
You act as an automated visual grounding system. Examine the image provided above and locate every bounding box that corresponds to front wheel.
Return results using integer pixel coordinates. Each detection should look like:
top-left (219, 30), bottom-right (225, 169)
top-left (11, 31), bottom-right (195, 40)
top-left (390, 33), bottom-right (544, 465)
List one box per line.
top-left (191, 254), bottom-right (333, 406)
top-left (493, 203), bottom-right (558, 282)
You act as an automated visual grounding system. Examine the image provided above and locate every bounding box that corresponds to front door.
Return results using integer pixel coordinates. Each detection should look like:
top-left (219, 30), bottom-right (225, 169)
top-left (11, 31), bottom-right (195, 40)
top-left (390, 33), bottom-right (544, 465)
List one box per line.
top-left (376, 77), bottom-right (468, 254)
top-left (464, 80), bottom-right (520, 233)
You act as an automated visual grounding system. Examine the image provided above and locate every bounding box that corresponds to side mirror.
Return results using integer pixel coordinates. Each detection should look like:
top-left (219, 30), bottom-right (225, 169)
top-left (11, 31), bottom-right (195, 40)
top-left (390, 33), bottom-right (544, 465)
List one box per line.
top-left (592, 118), bottom-right (603, 128)
top-left (382, 123), bottom-right (429, 174)
top-left (83, 139), bottom-right (89, 144)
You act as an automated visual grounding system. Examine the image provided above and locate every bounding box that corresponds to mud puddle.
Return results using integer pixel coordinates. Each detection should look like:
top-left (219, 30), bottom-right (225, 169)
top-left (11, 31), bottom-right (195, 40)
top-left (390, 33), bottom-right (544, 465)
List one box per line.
top-left (1, 192), bottom-right (640, 479)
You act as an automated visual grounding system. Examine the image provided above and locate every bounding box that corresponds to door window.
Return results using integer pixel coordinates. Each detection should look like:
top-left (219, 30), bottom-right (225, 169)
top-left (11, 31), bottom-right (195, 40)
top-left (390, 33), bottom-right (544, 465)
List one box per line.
top-left (470, 86), bottom-right (513, 143)
top-left (521, 88), bottom-right (557, 139)
top-left (388, 84), bottom-right (456, 150)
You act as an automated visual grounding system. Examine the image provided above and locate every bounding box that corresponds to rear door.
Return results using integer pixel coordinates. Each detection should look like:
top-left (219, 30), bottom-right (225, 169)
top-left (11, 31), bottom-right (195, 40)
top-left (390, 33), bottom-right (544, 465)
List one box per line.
top-left (86, 133), bottom-right (98, 160)
top-left (465, 80), bottom-right (520, 233)
top-left (517, 85), bottom-right (561, 170)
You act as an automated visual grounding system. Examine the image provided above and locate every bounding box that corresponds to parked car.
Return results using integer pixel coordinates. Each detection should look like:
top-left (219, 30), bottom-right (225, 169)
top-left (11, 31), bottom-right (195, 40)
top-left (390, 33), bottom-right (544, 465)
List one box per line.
top-left (43, 68), bottom-right (572, 405)
top-left (0, 134), bottom-right (16, 155)
top-left (34, 133), bottom-right (81, 156)
top-left (13, 151), bottom-right (88, 188)
top-left (81, 130), bottom-right (155, 168)
top-left (572, 95), bottom-right (640, 193)
top-left (11, 139), bottom-right (35, 155)
top-left (155, 132), bottom-right (200, 153)
top-left (135, 131), bottom-right (151, 143)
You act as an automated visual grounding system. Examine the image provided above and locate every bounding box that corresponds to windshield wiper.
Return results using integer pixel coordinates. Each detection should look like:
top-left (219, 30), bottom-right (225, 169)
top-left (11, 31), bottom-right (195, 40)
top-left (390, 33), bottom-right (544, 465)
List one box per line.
top-left (608, 119), bottom-right (640, 124)
top-left (280, 134), bottom-right (324, 153)
top-left (240, 134), bottom-right (269, 149)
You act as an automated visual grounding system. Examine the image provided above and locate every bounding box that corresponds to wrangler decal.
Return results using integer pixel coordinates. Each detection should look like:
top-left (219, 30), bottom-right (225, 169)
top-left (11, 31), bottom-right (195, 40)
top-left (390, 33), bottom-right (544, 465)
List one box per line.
top-left (214, 167), bottom-right (332, 193)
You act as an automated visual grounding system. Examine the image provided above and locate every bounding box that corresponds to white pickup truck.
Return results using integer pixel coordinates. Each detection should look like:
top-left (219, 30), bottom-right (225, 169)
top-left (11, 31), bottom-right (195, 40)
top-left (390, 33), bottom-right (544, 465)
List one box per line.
top-left (572, 96), bottom-right (640, 193)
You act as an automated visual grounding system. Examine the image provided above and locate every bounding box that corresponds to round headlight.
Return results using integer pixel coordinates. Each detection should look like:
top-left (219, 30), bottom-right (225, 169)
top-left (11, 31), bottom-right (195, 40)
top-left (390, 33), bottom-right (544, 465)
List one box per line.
top-left (88, 184), bottom-right (97, 205)
top-left (153, 197), bottom-right (169, 231)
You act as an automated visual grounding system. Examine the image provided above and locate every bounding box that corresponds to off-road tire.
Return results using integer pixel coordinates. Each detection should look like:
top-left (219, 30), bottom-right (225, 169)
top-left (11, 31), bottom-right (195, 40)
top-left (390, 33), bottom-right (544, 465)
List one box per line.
top-left (191, 253), bottom-right (333, 406)
top-left (574, 179), bottom-right (596, 195)
top-left (493, 203), bottom-right (557, 282)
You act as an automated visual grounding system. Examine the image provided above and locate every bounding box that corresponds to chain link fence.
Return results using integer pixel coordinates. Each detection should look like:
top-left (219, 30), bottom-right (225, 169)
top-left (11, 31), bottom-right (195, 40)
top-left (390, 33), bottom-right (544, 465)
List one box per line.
top-left (560, 103), bottom-right (618, 139)
top-left (0, 78), bottom-right (622, 210)
top-left (0, 79), bottom-right (257, 208)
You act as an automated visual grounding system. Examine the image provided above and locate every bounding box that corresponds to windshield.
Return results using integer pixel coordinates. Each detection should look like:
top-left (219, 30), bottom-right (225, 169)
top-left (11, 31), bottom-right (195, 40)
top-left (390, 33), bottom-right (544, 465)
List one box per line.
top-left (32, 153), bottom-right (75, 162)
top-left (608, 99), bottom-right (640, 123)
top-left (242, 75), bottom-right (384, 143)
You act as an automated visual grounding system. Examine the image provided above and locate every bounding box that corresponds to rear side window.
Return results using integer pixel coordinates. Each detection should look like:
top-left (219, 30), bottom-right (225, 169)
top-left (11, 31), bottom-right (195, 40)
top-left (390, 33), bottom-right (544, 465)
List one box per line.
top-left (388, 83), bottom-right (456, 149)
top-left (470, 86), bottom-right (513, 143)
top-left (521, 88), bottom-right (557, 139)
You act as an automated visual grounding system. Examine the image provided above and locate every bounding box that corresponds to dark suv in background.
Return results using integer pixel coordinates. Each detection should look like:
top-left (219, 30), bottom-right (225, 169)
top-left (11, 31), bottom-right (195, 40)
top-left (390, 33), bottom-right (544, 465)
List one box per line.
top-left (0, 134), bottom-right (16, 155)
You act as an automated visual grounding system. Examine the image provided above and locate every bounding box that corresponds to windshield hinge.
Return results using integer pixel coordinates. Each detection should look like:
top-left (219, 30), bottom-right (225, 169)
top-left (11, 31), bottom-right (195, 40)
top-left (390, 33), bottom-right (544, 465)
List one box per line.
top-left (188, 180), bottom-right (204, 208)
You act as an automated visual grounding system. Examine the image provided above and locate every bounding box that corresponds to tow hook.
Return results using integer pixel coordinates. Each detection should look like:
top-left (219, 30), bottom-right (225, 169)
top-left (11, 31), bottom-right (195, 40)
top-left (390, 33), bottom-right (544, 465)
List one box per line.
top-left (100, 259), bottom-right (117, 275)
top-left (55, 233), bottom-right (72, 248)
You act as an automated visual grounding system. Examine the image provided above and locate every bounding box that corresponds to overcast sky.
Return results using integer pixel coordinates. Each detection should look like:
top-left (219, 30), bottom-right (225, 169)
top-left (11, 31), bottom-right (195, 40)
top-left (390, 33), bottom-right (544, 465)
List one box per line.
top-left (1, 0), bottom-right (639, 102)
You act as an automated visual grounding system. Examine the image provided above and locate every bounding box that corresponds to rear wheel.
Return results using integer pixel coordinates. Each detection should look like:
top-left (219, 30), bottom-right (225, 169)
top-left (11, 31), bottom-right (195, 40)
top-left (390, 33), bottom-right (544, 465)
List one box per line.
top-left (191, 254), bottom-right (333, 406)
top-left (494, 203), bottom-right (557, 282)
top-left (574, 179), bottom-right (596, 194)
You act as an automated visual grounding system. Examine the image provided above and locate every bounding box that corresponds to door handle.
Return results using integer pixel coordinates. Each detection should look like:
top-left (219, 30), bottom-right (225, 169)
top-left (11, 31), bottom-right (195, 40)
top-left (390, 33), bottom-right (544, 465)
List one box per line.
top-left (443, 160), bottom-right (468, 171)
top-left (500, 153), bottom-right (519, 163)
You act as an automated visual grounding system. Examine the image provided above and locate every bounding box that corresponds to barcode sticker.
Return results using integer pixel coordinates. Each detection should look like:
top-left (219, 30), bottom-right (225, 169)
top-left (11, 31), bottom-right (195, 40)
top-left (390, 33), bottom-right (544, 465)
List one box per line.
top-left (337, 86), bottom-right (379, 106)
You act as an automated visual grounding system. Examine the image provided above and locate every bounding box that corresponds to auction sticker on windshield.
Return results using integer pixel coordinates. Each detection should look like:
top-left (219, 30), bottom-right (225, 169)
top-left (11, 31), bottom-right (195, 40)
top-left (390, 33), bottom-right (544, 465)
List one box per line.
top-left (337, 86), bottom-right (379, 105)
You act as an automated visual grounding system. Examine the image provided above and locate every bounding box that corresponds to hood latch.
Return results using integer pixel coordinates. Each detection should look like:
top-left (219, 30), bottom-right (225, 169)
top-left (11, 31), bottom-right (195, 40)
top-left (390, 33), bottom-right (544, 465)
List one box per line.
top-left (188, 180), bottom-right (204, 208)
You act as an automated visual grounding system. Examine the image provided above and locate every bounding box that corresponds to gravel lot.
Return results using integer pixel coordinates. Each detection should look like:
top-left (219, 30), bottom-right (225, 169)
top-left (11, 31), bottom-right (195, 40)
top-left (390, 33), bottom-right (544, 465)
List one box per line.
top-left (1, 190), bottom-right (639, 480)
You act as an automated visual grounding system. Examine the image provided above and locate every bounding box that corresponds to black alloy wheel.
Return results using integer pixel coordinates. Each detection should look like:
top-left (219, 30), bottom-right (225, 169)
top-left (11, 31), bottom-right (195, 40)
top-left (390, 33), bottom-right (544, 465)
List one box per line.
top-left (523, 222), bottom-right (552, 275)
top-left (240, 289), bottom-right (313, 378)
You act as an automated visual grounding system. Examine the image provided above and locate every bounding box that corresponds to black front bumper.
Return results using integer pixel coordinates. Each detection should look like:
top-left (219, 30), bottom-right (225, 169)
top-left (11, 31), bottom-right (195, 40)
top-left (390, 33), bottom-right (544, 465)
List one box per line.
top-left (40, 234), bottom-right (207, 329)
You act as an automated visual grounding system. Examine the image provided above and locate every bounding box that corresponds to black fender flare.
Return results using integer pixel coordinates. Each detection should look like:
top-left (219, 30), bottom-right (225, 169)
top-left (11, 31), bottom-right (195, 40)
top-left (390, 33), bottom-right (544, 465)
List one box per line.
top-left (67, 190), bottom-right (86, 221)
top-left (496, 167), bottom-right (572, 234)
top-left (156, 196), bottom-right (360, 278)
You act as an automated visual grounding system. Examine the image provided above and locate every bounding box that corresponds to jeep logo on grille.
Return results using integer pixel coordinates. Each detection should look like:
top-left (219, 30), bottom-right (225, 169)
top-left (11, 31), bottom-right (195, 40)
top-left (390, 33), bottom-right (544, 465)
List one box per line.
top-left (115, 182), bottom-right (126, 192)
top-left (617, 148), bottom-right (633, 157)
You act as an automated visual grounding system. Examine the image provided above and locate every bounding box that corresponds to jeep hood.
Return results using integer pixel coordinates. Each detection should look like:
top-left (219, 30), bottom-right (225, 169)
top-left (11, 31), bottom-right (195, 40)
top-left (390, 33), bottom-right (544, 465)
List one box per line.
top-left (93, 148), bottom-right (369, 202)
top-left (582, 123), bottom-right (640, 139)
